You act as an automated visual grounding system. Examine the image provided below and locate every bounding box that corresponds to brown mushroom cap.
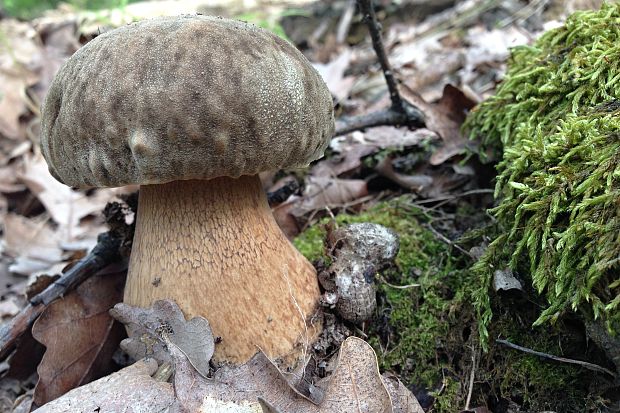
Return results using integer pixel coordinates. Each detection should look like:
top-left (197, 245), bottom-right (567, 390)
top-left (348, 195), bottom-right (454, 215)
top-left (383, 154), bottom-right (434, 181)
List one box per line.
top-left (40, 15), bottom-right (334, 188)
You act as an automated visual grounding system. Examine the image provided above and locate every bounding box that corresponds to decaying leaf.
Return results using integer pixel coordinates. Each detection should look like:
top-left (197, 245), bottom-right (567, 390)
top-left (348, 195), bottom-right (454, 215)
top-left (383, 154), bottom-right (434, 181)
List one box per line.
top-left (172, 336), bottom-right (393, 413)
top-left (0, 20), bottom-right (41, 140)
top-left (295, 177), bottom-right (368, 215)
top-left (313, 48), bottom-right (355, 101)
top-left (401, 84), bottom-right (476, 165)
top-left (108, 300), bottom-right (422, 412)
top-left (382, 374), bottom-right (425, 413)
top-left (33, 358), bottom-right (175, 413)
top-left (110, 299), bottom-right (214, 378)
top-left (19, 153), bottom-right (116, 239)
top-left (31, 269), bottom-right (126, 408)
top-left (2, 213), bottom-right (64, 276)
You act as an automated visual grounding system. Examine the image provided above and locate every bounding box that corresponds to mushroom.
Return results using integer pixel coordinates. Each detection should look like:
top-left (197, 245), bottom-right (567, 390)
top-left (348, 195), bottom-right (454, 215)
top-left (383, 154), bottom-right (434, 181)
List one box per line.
top-left (40, 16), bottom-right (334, 366)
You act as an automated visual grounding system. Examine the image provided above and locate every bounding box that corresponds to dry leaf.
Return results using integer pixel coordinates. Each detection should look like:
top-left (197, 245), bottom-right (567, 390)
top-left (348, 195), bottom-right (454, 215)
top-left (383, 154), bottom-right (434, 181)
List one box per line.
top-left (400, 84), bottom-right (476, 165)
top-left (313, 48), bottom-right (355, 101)
top-left (0, 20), bottom-right (41, 140)
top-left (295, 177), bottom-right (368, 215)
top-left (33, 358), bottom-right (175, 413)
top-left (2, 213), bottom-right (64, 276)
top-left (19, 153), bottom-right (116, 239)
top-left (375, 156), bottom-right (434, 192)
top-left (382, 374), bottom-right (425, 413)
top-left (110, 299), bottom-right (214, 378)
top-left (173, 337), bottom-right (393, 413)
top-left (313, 128), bottom-right (438, 178)
top-left (107, 300), bottom-right (418, 413)
top-left (31, 269), bottom-right (126, 408)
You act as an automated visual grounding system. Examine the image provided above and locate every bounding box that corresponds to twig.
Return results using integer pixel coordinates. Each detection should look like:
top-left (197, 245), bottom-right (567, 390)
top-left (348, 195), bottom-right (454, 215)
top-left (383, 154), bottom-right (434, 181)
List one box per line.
top-left (333, 0), bottom-right (425, 137)
top-left (266, 180), bottom-right (300, 206)
top-left (357, 0), bottom-right (403, 112)
top-left (335, 106), bottom-right (424, 136)
top-left (377, 273), bottom-right (420, 289)
top-left (426, 223), bottom-right (473, 259)
top-left (465, 345), bottom-right (477, 410)
top-left (0, 232), bottom-right (121, 361)
top-left (336, 0), bottom-right (356, 44)
top-left (496, 338), bottom-right (617, 377)
top-left (414, 189), bottom-right (495, 205)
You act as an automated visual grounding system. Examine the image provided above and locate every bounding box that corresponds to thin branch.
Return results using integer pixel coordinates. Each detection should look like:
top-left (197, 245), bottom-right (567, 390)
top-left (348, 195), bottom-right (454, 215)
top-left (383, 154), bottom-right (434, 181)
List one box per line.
top-left (334, 1), bottom-right (425, 136)
top-left (335, 105), bottom-right (424, 136)
top-left (426, 223), bottom-right (474, 259)
top-left (357, 0), bottom-right (403, 112)
top-left (465, 345), bottom-right (477, 410)
top-left (496, 339), bottom-right (617, 377)
top-left (0, 232), bottom-right (121, 360)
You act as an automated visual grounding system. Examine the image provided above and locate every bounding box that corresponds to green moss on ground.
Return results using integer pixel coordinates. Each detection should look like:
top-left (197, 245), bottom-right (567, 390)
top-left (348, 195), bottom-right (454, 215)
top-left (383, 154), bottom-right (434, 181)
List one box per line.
top-left (295, 198), bottom-right (599, 411)
top-left (464, 3), bottom-right (620, 342)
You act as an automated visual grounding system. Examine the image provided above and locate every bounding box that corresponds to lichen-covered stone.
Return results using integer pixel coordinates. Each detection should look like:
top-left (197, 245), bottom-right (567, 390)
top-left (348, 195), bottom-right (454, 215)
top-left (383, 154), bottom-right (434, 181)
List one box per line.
top-left (40, 15), bottom-right (334, 188)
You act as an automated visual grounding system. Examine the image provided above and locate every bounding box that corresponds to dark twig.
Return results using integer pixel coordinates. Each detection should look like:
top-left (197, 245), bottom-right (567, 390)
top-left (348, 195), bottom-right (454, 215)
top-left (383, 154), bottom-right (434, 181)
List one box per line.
top-left (496, 338), bottom-right (617, 377)
top-left (334, 1), bottom-right (425, 136)
top-left (335, 106), bottom-right (424, 136)
top-left (267, 180), bottom-right (300, 206)
top-left (0, 232), bottom-right (122, 361)
top-left (357, 0), bottom-right (403, 112)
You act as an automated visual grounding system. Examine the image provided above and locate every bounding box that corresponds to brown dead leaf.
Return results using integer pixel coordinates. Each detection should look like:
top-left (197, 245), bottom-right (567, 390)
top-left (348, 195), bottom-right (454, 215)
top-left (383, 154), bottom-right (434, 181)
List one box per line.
top-left (0, 19), bottom-right (41, 140)
top-left (19, 154), bottom-right (116, 238)
top-left (33, 358), bottom-right (175, 413)
top-left (31, 269), bottom-right (126, 408)
top-left (2, 213), bottom-right (64, 276)
top-left (375, 156), bottom-right (434, 192)
top-left (173, 336), bottom-right (393, 413)
top-left (313, 48), bottom-right (355, 101)
top-left (400, 84), bottom-right (476, 165)
top-left (110, 299), bottom-right (214, 378)
top-left (315, 128), bottom-right (438, 178)
top-left (107, 300), bottom-right (417, 413)
top-left (382, 374), bottom-right (425, 413)
top-left (295, 177), bottom-right (368, 216)
top-left (30, 21), bottom-right (80, 105)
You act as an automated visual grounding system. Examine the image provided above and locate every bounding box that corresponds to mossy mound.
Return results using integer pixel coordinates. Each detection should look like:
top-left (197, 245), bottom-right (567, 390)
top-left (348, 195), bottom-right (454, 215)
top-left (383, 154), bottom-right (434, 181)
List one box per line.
top-left (464, 3), bottom-right (620, 341)
top-left (294, 198), bottom-right (600, 411)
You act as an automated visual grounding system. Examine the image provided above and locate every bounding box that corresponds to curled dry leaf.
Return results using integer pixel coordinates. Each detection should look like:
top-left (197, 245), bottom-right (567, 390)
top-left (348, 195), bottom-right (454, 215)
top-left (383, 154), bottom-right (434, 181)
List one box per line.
top-left (313, 128), bottom-right (438, 178)
top-left (110, 299), bottom-right (214, 378)
top-left (313, 48), bottom-right (355, 101)
top-left (31, 269), bottom-right (126, 408)
top-left (106, 300), bottom-right (422, 413)
top-left (400, 84), bottom-right (477, 165)
top-left (33, 358), bottom-right (175, 413)
top-left (19, 154), bottom-right (116, 239)
top-left (173, 337), bottom-right (393, 413)
top-left (295, 177), bottom-right (368, 215)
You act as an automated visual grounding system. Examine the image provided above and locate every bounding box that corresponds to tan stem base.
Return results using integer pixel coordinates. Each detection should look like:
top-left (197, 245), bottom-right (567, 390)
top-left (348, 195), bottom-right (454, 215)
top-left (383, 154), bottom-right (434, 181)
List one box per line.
top-left (124, 176), bottom-right (321, 365)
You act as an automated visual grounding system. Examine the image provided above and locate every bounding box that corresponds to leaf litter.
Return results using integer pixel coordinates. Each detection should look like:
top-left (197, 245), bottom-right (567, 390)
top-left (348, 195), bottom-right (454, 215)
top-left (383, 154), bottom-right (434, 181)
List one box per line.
top-left (0, 0), bottom-right (608, 411)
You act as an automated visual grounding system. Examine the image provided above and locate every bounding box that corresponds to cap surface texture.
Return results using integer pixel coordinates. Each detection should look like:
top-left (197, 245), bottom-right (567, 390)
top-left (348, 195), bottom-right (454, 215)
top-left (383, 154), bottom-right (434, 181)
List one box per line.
top-left (41, 15), bottom-right (334, 188)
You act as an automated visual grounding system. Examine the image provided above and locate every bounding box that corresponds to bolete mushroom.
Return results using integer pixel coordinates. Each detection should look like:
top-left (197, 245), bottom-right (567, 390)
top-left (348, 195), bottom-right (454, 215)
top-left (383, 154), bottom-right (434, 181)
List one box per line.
top-left (40, 16), bottom-right (334, 366)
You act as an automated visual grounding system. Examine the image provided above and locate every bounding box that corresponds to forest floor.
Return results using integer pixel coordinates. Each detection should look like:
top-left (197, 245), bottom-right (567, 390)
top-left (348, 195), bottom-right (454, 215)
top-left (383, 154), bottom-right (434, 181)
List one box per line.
top-left (0, 0), bottom-right (617, 412)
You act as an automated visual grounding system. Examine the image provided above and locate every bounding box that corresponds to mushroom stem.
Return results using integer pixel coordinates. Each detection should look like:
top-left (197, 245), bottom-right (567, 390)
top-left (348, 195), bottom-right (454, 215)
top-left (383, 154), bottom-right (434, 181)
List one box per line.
top-left (124, 176), bottom-right (321, 366)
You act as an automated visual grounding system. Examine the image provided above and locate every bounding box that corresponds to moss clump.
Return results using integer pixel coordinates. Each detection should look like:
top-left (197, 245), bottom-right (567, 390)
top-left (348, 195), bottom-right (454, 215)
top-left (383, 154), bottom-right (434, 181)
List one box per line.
top-left (295, 199), bottom-right (474, 411)
top-left (464, 3), bottom-right (620, 341)
top-left (294, 198), bottom-right (598, 411)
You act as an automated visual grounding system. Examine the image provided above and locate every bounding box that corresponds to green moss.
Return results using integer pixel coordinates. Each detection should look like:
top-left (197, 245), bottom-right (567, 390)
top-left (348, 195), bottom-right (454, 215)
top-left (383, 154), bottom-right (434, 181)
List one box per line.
top-left (464, 3), bottom-right (620, 340)
top-left (295, 199), bottom-right (472, 411)
top-left (295, 198), bottom-right (600, 411)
